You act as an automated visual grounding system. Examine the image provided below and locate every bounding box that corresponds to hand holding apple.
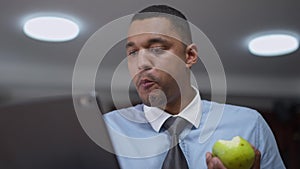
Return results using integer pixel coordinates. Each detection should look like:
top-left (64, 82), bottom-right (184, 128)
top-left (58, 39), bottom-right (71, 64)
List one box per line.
top-left (211, 136), bottom-right (255, 169)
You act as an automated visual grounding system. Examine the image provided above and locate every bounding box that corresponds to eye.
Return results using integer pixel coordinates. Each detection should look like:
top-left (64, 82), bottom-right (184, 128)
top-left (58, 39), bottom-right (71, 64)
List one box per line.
top-left (128, 49), bottom-right (138, 56)
top-left (149, 46), bottom-right (165, 55)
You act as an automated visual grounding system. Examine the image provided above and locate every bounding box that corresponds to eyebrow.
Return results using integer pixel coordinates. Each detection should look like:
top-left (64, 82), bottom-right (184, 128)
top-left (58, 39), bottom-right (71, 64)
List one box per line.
top-left (126, 41), bottom-right (135, 49)
top-left (126, 37), bottom-right (170, 49)
top-left (147, 37), bottom-right (169, 45)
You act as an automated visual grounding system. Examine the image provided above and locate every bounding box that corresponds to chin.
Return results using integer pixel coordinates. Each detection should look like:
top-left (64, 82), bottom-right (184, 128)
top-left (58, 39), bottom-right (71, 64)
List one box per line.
top-left (137, 93), bottom-right (150, 105)
top-left (141, 95), bottom-right (167, 110)
top-left (141, 99), bottom-right (152, 107)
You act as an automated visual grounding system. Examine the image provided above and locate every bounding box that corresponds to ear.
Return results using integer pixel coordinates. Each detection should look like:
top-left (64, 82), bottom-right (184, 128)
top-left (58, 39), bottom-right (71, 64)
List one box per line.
top-left (185, 44), bottom-right (198, 68)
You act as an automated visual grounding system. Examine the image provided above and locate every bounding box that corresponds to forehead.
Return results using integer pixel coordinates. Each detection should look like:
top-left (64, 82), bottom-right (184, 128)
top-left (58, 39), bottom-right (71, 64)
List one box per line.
top-left (127, 17), bottom-right (181, 41)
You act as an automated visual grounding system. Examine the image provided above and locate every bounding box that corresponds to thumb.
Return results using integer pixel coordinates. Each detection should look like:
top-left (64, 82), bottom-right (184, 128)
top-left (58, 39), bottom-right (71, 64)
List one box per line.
top-left (206, 152), bottom-right (213, 163)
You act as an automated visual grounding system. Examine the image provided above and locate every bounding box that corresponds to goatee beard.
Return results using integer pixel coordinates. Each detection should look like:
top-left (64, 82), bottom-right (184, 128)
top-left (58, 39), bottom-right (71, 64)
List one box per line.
top-left (146, 89), bottom-right (167, 110)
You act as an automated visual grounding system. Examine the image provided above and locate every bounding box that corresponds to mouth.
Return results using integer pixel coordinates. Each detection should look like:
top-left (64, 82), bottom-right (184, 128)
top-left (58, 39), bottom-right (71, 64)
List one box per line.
top-left (138, 78), bottom-right (156, 90)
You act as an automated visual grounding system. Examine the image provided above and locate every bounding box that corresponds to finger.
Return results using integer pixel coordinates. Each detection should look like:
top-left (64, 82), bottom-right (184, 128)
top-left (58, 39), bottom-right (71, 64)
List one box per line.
top-left (206, 152), bottom-right (227, 169)
top-left (251, 149), bottom-right (261, 169)
top-left (206, 152), bottom-right (213, 164)
top-left (210, 157), bottom-right (227, 169)
top-left (206, 152), bottom-right (216, 169)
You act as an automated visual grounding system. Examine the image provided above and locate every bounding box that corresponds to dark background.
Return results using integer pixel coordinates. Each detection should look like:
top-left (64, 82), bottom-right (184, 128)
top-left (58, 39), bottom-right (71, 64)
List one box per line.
top-left (0, 0), bottom-right (299, 168)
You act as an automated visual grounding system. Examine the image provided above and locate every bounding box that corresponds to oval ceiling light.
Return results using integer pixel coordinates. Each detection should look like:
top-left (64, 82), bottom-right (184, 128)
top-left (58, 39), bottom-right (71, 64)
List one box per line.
top-left (248, 34), bottom-right (299, 57)
top-left (23, 16), bottom-right (79, 42)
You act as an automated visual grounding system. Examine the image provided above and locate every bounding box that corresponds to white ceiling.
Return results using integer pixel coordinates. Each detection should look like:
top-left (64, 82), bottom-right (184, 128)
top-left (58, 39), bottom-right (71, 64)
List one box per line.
top-left (1, 0), bottom-right (300, 108)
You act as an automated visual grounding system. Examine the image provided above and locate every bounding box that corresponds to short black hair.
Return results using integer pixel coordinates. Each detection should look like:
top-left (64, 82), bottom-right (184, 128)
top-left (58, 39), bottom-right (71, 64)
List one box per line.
top-left (131, 5), bottom-right (192, 45)
top-left (137, 5), bottom-right (187, 21)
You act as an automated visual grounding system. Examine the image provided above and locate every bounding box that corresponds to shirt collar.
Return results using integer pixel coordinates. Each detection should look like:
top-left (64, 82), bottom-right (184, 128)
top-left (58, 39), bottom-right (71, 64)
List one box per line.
top-left (144, 86), bottom-right (202, 132)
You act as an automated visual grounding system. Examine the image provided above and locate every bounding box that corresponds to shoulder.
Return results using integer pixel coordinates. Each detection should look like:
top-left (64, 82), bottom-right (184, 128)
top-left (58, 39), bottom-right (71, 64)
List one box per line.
top-left (200, 100), bottom-right (264, 137)
top-left (103, 104), bottom-right (156, 137)
top-left (103, 104), bottom-right (146, 123)
top-left (103, 104), bottom-right (147, 127)
top-left (199, 100), bottom-right (266, 143)
top-left (202, 100), bottom-right (262, 120)
top-left (104, 104), bottom-right (143, 118)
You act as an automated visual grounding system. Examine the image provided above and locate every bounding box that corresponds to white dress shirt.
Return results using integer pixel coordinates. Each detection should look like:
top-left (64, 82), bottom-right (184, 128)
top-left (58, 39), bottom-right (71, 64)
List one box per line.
top-left (144, 86), bottom-right (201, 132)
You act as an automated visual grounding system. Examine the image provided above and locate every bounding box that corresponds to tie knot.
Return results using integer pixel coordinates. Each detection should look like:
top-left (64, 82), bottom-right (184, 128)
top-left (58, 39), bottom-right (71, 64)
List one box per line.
top-left (163, 117), bottom-right (190, 136)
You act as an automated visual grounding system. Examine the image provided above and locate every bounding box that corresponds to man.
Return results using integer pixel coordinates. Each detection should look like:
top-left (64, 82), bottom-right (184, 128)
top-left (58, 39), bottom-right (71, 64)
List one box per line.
top-left (104, 5), bottom-right (285, 169)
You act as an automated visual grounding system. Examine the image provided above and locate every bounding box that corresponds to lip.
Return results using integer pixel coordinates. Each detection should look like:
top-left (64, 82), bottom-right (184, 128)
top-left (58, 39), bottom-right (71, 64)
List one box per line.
top-left (138, 78), bottom-right (156, 89)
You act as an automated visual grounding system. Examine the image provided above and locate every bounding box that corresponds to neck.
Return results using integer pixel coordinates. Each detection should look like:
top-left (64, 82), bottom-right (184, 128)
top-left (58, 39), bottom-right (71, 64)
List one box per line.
top-left (164, 86), bottom-right (196, 115)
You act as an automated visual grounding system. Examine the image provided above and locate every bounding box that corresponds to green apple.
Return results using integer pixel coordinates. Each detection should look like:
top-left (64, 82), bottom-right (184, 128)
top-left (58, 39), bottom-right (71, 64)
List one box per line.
top-left (212, 136), bottom-right (255, 169)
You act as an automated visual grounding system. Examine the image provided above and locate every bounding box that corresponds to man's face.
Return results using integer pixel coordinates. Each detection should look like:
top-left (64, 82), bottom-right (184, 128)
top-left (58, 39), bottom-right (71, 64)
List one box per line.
top-left (126, 17), bottom-right (189, 108)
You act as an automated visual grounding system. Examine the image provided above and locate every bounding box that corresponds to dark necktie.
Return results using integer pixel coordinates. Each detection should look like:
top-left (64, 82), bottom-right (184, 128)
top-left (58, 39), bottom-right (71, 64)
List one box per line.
top-left (161, 117), bottom-right (191, 169)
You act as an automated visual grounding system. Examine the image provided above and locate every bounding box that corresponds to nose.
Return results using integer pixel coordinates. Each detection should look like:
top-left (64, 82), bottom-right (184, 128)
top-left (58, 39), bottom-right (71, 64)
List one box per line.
top-left (137, 49), bottom-right (152, 71)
